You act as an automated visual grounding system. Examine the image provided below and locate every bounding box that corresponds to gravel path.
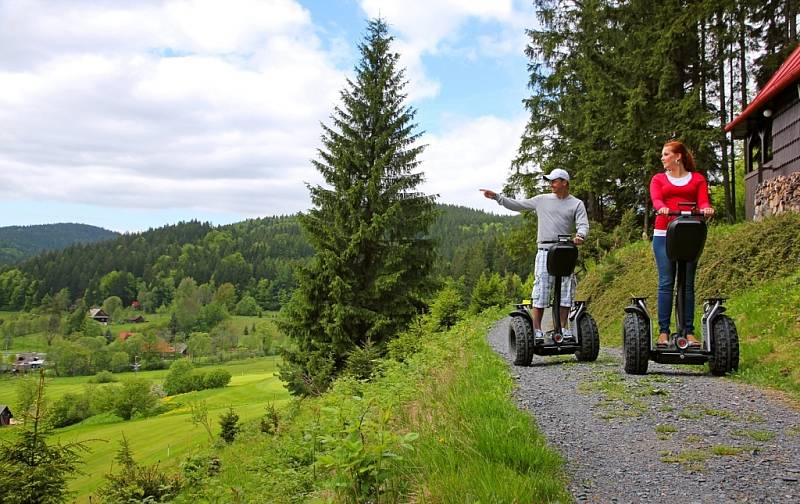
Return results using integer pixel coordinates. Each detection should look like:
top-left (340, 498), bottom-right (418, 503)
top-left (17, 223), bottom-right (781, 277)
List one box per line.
top-left (487, 317), bottom-right (800, 504)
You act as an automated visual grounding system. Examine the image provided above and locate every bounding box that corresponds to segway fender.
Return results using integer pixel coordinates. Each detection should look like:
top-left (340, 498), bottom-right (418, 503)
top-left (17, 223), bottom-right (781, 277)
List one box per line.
top-left (624, 305), bottom-right (647, 316)
top-left (509, 309), bottom-right (533, 325)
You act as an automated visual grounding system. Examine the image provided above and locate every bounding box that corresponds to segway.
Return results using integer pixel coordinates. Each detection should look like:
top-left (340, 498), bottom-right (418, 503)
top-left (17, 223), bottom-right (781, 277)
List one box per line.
top-left (623, 203), bottom-right (739, 376)
top-left (508, 235), bottom-right (600, 366)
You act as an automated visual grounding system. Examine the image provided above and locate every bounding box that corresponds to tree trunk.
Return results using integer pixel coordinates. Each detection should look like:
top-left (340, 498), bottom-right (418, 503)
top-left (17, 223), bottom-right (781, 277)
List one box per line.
top-left (729, 41), bottom-right (736, 221)
top-left (738, 7), bottom-right (747, 109)
top-left (716, 11), bottom-right (732, 220)
top-left (701, 20), bottom-right (707, 109)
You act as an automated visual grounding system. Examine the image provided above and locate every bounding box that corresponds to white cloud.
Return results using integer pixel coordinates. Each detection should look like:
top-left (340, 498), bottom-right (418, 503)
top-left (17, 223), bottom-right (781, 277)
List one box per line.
top-left (0, 0), bottom-right (346, 222)
top-left (420, 114), bottom-right (526, 215)
top-left (357, 0), bottom-right (536, 101)
top-left (0, 0), bottom-right (539, 231)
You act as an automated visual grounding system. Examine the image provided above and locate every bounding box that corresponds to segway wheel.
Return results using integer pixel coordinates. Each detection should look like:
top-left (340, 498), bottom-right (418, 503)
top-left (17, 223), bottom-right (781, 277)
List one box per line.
top-left (575, 313), bottom-right (600, 362)
top-left (709, 314), bottom-right (739, 376)
top-left (623, 312), bottom-right (649, 375)
top-left (508, 316), bottom-right (535, 366)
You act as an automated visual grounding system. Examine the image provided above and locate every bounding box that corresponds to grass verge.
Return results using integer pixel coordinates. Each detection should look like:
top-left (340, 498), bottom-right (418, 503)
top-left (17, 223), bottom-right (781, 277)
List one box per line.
top-left (171, 307), bottom-right (571, 503)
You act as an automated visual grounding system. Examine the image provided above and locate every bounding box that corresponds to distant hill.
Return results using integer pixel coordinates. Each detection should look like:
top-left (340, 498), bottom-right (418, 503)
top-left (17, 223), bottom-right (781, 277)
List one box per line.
top-left (0, 206), bottom-right (524, 311)
top-left (0, 223), bottom-right (119, 266)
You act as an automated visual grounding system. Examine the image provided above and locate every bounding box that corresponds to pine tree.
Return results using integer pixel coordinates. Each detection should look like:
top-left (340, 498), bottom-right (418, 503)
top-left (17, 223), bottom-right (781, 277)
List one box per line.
top-left (0, 371), bottom-right (88, 503)
top-left (279, 18), bottom-right (436, 396)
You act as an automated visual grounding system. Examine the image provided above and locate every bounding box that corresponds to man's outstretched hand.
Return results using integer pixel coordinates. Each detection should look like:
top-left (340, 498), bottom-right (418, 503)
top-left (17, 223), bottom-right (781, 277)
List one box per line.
top-left (479, 189), bottom-right (497, 199)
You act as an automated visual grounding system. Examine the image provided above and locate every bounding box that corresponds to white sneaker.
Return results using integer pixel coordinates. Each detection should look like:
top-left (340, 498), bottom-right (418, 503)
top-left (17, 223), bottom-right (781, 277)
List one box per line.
top-left (534, 329), bottom-right (545, 344)
top-left (561, 328), bottom-right (575, 343)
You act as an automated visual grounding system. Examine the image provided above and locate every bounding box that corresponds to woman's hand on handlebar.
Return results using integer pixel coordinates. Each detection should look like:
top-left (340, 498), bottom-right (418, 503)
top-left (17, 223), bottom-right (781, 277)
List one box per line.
top-left (663, 206), bottom-right (715, 217)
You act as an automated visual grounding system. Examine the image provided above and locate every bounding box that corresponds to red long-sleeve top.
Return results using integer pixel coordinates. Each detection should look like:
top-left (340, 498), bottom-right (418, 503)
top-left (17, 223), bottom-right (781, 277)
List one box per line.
top-left (650, 171), bottom-right (711, 232)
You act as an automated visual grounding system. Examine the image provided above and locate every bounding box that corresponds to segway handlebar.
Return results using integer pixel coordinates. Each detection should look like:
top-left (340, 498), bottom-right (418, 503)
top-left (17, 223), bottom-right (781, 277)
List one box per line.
top-left (667, 202), bottom-right (705, 217)
top-left (666, 209), bottom-right (705, 217)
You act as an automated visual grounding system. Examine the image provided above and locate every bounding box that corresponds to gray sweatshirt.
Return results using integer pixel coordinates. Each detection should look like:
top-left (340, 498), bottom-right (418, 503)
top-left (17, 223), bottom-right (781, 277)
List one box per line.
top-left (494, 193), bottom-right (590, 245)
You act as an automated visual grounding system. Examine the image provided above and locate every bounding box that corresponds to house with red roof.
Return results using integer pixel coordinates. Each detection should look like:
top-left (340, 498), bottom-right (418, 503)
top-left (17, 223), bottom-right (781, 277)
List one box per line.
top-left (725, 44), bottom-right (800, 219)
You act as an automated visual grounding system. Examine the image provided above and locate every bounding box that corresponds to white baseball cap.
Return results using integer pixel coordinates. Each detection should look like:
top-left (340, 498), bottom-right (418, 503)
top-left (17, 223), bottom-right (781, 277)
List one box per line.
top-left (543, 168), bottom-right (570, 181)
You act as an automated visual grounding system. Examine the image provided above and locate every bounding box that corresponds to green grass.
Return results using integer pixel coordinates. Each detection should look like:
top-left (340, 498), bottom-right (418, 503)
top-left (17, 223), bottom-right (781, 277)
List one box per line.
top-left (659, 448), bottom-right (710, 472)
top-left (163, 307), bottom-right (571, 503)
top-left (578, 213), bottom-right (800, 400)
top-left (731, 429), bottom-right (776, 442)
top-left (400, 308), bottom-right (570, 503)
top-left (578, 371), bottom-right (651, 419)
top-left (710, 444), bottom-right (744, 456)
top-left (0, 356), bottom-right (288, 503)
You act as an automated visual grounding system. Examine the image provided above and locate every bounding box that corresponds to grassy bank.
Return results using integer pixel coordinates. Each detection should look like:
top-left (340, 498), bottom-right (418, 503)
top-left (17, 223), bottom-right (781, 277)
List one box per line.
top-left (578, 212), bottom-right (800, 398)
top-left (170, 307), bottom-right (570, 503)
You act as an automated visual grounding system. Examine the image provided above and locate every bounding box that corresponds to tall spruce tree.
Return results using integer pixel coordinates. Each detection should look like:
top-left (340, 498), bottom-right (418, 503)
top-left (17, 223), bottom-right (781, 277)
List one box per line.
top-left (279, 19), bottom-right (436, 396)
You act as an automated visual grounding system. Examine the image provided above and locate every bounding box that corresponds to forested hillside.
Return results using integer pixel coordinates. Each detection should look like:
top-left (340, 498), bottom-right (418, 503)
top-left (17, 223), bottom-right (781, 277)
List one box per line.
top-left (0, 223), bottom-right (118, 266)
top-left (0, 205), bottom-right (527, 313)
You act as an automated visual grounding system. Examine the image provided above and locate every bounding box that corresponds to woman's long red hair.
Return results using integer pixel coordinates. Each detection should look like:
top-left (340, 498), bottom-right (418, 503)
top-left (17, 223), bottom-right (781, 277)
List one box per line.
top-left (664, 140), bottom-right (696, 171)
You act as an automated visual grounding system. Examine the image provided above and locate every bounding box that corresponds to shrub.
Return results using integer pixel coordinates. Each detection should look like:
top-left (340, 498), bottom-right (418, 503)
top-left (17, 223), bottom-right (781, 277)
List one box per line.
top-left (189, 371), bottom-right (207, 392)
top-left (110, 351), bottom-right (130, 373)
top-left (219, 408), bottom-right (240, 443)
top-left (96, 435), bottom-right (183, 502)
top-left (260, 403), bottom-right (280, 435)
top-left (163, 359), bottom-right (194, 395)
top-left (113, 378), bottom-right (157, 420)
top-left (468, 271), bottom-right (507, 314)
top-left (234, 295), bottom-right (261, 316)
top-left (91, 370), bottom-right (116, 383)
top-left (343, 339), bottom-right (382, 381)
top-left (428, 280), bottom-right (463, 330)
top-left (279, 348), bottom-right (336, 396)
top-left (50, 392), bottom-right (92, 428)
top-left (387, 318), bottom-right (425, 362)
top-left (181, 454), bottom-right (221, 486)
top-left (203, 369), bottom-right (232, 389)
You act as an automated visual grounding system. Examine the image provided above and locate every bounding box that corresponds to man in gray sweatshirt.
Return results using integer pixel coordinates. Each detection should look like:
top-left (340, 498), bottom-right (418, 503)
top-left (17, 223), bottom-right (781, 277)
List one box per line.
top-left (480, 168), bottom-right (589, 343)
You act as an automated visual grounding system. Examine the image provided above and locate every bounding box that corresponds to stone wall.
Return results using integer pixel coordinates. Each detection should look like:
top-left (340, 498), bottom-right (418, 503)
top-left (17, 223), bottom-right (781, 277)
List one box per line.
top-left (753, 171), bottom-right (800, 220)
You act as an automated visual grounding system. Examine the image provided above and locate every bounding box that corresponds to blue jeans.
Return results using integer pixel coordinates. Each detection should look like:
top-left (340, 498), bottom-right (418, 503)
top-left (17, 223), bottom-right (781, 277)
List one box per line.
top-left (652, 236), bottom-right (697, 335)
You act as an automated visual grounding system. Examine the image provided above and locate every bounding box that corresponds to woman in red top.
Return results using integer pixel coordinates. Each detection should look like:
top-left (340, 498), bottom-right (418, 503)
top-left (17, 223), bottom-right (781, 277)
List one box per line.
top-left (650, 140), bottom-right (715, 348)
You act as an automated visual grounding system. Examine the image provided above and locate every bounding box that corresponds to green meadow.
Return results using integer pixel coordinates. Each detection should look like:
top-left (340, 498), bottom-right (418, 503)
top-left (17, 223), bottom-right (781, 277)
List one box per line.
top-left (0, 356), bottom-right (289, 503)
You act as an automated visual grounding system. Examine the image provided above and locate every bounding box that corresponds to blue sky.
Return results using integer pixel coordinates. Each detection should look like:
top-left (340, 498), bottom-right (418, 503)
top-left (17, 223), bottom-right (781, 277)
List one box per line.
top-left (0, 0), bottom-right (537, 233)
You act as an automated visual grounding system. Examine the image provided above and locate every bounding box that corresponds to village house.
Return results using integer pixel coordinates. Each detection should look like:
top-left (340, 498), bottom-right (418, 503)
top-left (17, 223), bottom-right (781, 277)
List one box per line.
top-left (0, 404), bottom-right (13, 426)
top-left (725, 44), bottom-right (800, 220)
top-left (88, 308), bottom-right (110, 325)
top-left (13, 352), bottom-right (46, 373)
top-left (173, 343), bottom-right (189, 357)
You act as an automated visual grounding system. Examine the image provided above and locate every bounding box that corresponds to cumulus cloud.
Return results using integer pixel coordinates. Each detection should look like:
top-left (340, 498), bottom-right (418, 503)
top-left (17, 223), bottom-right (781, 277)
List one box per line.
top-left (0, 0), bottom-right (535, 230)
top-left (420, 114), bottom-right (526, 215)
top-left (0, 0), bottom-right (342, 219)
top-left (358, 0), bottom-right (535, 100)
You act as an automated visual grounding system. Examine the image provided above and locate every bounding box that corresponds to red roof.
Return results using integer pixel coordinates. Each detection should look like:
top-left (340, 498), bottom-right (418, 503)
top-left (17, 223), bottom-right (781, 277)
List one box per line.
top-left (725, 43), bottom-right (800, 134)
top-left (118, 331), bottom-right (135, 341)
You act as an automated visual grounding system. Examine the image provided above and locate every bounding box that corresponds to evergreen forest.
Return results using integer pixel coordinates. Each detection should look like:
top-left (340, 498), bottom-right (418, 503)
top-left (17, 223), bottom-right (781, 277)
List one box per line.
top-left (0, 223), bottom-right (118, 266)
top-left (0, 206), bottom-right (524, 315)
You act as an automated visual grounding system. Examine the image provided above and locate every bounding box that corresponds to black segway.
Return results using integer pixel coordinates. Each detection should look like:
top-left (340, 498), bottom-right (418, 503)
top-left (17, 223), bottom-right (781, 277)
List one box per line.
top-left (508, 235), bottom-right (600, 366)
top-left (623, 203), bottom-right (739, 376)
